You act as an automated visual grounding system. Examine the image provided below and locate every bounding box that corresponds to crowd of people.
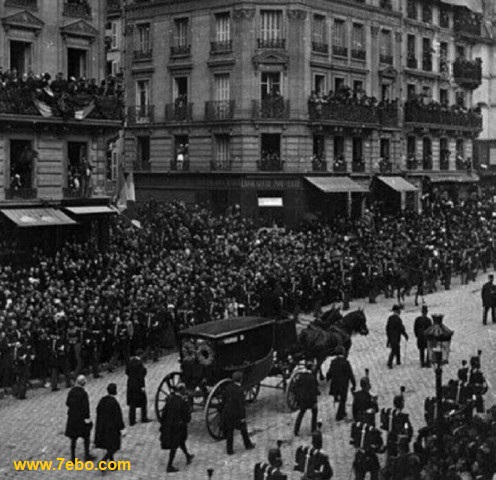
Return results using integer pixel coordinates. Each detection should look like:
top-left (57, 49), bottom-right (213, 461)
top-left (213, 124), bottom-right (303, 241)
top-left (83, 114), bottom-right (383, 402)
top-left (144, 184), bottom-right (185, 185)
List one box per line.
top-left (0, 69), bottom-right (124, 120)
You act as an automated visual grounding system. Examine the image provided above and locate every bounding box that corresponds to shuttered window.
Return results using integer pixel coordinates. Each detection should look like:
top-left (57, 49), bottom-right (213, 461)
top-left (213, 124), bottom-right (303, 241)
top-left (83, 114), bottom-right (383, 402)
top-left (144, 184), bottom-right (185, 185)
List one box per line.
top-left (260, 10), bottom-right (282, 40)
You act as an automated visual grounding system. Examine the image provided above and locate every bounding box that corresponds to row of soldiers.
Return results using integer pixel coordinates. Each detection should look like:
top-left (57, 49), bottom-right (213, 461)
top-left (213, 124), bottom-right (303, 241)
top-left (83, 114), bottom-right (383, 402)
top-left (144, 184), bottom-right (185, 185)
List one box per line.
top-left (0, 308), bottom-right (175, 398)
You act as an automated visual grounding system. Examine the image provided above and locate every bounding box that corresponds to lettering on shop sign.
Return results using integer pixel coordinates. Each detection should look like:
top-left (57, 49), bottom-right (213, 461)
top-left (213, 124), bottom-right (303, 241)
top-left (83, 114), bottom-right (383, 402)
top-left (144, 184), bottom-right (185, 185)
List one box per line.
top-left (241, 178), bottom-right (300, 189)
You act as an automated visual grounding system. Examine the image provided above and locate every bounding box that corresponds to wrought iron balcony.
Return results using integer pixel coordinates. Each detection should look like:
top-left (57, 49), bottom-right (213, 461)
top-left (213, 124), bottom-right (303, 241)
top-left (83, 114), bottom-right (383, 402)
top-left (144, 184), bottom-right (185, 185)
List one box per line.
top-left (165, 102), bottom-right (193, 122)
top-left (453, 58), bottom-right (482, 90)
top-left (333, 157), bottom-right (347, 173)
top-left (210, 40), bottom-right (233, 54)
top-left (351, 49), bottom-right (366, 60)
top-left (312, 42), bottom-right (329, 54)
top-left (5, 188), bottom-right (37, 200)
top-left (133, 49), bottom-right (153, 61)
top-left (406, 156), bottom-right (418, 170)
top-left (257, 157), bottom-right (284, 171)
top-left (311, 157), bottom-right (327, 172)
top-left (127, 105), bottom-right (154, 124)
top-left (422, 155), bottom-right (433, 170)
top-left (5, 0), bottom-right (37, 9)
top-left (205, 100), bottom-right (234, 121)
top-left (170, 45), bottom-right (191, 56)
top-left (352, 158), bottom-right (365, 173)
top-left (308, 100), bottom-right (378, 124)
top-left (404, 102), bottom-right (482, 130)
top-left (210, 159), bottom-right (233, 171)
top-left (407, 55), bottom-right (417, 69)
top-left (333, 45), bottom-right (348, 57)
top-left (378, 101), bottom-right (399, 127)
top-left (252, 98), bottom-right (290, 120)
top-left (454, 9), bottom-right (482, 37)
top-left (380, 54), bottom-right (393, 65)
top-left (257, 38), bottom-right (285, 49)
top-left (63, 1), bottom-right (91, 18)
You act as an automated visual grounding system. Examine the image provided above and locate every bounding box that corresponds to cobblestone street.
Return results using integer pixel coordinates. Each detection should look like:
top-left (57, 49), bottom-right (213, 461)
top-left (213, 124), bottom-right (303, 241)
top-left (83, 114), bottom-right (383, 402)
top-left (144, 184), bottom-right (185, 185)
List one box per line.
top-left (1, 272), bottom-right (495, 480)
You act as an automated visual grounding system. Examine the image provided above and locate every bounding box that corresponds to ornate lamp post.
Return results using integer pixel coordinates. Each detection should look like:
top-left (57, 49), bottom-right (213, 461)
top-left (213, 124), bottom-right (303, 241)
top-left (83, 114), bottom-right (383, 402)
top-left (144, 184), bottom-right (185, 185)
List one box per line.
top-left (424, 314), bottom-right (454, 471)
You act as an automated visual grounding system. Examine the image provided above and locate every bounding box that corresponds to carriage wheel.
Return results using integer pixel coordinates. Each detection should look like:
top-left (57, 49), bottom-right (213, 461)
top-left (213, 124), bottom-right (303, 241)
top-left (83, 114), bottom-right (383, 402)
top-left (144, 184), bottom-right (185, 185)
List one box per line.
top-left (286, 366), bottom-right (305, 412)
top-left (244, 383), bottom-right (260, 403)
top-left (205, 378), bottom-right (231, 440)
top-left (155, 371), bottom-right (182, 420)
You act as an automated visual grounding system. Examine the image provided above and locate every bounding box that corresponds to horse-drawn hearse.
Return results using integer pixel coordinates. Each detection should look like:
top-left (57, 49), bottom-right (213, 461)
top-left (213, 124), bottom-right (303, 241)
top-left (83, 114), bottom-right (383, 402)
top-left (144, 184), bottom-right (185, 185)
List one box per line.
top-left (155, 309), bottom-right (368, 440)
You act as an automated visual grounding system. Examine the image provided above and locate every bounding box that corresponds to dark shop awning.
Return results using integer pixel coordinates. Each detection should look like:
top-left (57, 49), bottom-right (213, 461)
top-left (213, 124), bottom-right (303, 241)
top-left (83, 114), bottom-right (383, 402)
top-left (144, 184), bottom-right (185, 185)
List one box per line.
top-left (427, 172), bottom-right (480, 184)
top-left (377, 176), bottom-right (418, 192)
top-left (1, 208), bottom-right (78, 227)
top-left (65, 206), bottom-right (118, 215)
top-left (305, 176), bottom-right (368, 193)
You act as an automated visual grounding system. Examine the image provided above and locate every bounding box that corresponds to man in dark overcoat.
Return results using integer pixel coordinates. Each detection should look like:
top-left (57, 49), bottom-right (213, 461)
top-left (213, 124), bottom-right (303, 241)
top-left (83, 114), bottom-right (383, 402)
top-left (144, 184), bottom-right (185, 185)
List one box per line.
top-left (413, 305), bottom-right (432, 368)
top-left (326, 345), bottom-right (356, 421)
top-left (65, 375), bottom-right (94, 461)
top-left (481, 274), bottom-right (496, 325)
top-left (221, 371), bottom-right (255, 455)
top-left (386, 305), bottom-right (408, 369)
top-left (159, 383), bottom-right (194, 473)
top-left (293, 361), bottom-right (320, 436)
top-left (125, 349), bottom-right (149, 426)
top-left (94, 383), bottom-right (125, 463)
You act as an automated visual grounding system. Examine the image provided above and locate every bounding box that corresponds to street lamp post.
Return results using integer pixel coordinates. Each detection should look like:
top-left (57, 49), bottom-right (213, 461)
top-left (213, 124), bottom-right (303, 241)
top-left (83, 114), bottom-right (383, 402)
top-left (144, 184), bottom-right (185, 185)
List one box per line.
top-left (424, 313), bottom-right (454, 474)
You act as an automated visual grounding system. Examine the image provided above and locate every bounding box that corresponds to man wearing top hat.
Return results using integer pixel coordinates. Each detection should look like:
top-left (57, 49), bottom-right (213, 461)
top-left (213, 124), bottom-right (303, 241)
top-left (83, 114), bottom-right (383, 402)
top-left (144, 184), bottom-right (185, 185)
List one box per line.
top-left (386, 305), bottom-right (408, 369)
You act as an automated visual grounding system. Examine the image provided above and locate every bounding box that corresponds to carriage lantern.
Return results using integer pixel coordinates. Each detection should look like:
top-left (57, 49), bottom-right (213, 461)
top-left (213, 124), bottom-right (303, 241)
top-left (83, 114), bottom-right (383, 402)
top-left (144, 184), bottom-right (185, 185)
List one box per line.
top-left (424, 314), bottom-right (454, 367)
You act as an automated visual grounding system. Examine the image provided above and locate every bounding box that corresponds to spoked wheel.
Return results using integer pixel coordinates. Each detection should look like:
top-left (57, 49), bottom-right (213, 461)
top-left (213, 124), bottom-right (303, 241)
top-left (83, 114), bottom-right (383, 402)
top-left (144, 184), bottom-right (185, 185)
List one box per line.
top-left (155, 371), bottom-right (182, 420)
top-left (286, 366), bottom-right (306, 412)
top-left (244, 383), bottom-right (260, 403)
top-left (205, 378), bottom-right (231, 440)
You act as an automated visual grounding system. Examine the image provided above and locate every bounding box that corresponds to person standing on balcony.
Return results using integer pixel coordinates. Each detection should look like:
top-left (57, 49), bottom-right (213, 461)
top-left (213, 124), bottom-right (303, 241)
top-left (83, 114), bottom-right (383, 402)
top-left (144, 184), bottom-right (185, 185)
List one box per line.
top-left (176, 145), bottom-right (184, 171)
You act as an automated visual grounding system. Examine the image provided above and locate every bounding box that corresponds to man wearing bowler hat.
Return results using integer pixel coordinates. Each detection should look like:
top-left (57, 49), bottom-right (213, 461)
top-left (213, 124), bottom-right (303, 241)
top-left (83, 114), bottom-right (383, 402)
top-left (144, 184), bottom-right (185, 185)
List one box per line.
top-left (386, 305), bottom-right (408, 369)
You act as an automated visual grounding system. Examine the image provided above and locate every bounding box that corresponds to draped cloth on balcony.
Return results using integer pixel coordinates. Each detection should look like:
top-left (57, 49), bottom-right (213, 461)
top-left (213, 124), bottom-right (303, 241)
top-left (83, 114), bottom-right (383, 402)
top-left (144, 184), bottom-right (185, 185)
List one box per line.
top-left (305, 176), bottom-right (368, 193)
top-left (440, 0), bottom-right (482, 14)
top-left (377, 176), bottom-right (417, 192)
top-left (0, 208), bottom-right (78, 227)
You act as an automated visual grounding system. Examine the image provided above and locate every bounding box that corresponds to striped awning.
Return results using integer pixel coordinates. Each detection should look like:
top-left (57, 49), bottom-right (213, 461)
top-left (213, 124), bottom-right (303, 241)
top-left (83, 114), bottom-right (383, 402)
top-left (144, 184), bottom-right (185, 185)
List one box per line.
top-left (1, 208), bottom-right (78, 227)
top-left (305, 176), bottom-right (368, 193)
top-left (378, 176), bottom-right (418, 192)
top-left (65, 206), bottom-right (117, 215)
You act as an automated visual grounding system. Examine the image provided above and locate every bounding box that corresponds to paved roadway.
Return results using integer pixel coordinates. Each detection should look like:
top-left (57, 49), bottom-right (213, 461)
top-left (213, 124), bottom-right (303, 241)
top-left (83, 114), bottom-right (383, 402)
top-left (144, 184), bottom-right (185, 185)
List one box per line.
top-left (1, 272), bottom-right (495, 480)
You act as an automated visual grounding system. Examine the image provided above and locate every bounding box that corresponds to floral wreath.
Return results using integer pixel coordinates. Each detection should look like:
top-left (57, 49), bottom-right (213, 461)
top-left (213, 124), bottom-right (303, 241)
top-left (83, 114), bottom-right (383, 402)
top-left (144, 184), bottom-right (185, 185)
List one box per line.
top-left (197, 341), bottom-right (215, 366)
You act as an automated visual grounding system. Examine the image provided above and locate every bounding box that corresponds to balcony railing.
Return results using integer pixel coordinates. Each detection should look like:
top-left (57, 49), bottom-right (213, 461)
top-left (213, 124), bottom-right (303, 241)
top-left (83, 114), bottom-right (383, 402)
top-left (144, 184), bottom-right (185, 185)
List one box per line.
top-left (210, 159), bottom-right (233, 171)
top-left (205, 100), bottom-right (234, 121)
top-left (170, 158), bottom-right (190, 171)
top-left (352, 158), bottom-right (365, 173)
top-left (210, 40), bottom-right (233, 54)
top-left (453, 58), bottom-right (482, 90)
top-left (133, 49), bottom-right (153, 61)
top-left (407, 55), bottom-right (417, 69)
top-left (380, 0), bottom-right (393, 10)
top-left (257, 38), bottom-right (286, 49)
top-left (440, 151), bottom-right (450, 170)
top-left (406, 156), bottom-right (418, 170)
top-left (422, 155), bottom-right (433, 170)
top-left (333, 45), bottom-right (348, 57)
top-left (454, 9), bottom-right (482, 37)
top-left (63, 187), bottom-right (95, 198)
top-left (165, 102), bottom-right (193, 122)
top-left (128, 105), bottom-right (154, 124)
top-left (333, 158), bottom-right (347, 173)
top-left (404, 101), bottom-right (482, 129)
top-left (5, 0), bottom-right (37, 9)
top-left (253, 98), bottom-right (290, 119)
top-left (378, 101), bottom-right (399, 127)
top-left (312, 42), bottom-right (329, 54)
top-left (5, 188), bottom-right (37, 200)
top-left (312, 157), bottom-right (327, 172)
top-left (257, 157), bottom-right (284, 171)
top-left (170, 45), bottom-right (191, 56)
top-left (380, 54), bottom-right (393, 65)
top-left (63, 1), bottom-right (91, 18)
top-left (308, 101), bottom-right (378, 124)
top-left (351, 49), bottom-right (366, 60)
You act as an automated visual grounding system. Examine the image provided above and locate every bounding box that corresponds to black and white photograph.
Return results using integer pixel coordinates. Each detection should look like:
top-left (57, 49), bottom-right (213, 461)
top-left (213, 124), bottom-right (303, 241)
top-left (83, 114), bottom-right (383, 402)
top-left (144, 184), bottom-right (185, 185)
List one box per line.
top-left (1, 0), bottom-right (496, 478)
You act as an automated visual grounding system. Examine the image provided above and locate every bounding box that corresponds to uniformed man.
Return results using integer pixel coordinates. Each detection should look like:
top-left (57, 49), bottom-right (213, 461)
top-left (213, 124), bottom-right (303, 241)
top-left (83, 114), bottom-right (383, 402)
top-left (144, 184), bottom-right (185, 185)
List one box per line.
top-left (413, 305), bottom-right (432, 368)
top-left (481, 274), bottom-right (496, 325)
top-left (386, 305), bottom-right (408, 369)
top-left (352, 376), bottom-right (378, 424)
top-left (13, 339), bottom-right (34, 399)
top-left (50, 330), bottom-right (71, 391)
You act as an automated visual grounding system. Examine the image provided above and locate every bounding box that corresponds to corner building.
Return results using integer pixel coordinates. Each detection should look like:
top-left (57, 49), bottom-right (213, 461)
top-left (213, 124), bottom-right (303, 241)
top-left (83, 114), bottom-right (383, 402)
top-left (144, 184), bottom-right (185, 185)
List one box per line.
top-left (125, 0), bottom-right (485, 225)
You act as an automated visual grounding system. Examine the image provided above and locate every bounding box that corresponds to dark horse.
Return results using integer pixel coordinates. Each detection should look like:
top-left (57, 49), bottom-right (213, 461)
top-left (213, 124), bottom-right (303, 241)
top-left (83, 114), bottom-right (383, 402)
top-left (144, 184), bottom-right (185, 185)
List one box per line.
top-left (298, 308), bottom-right (369, 378)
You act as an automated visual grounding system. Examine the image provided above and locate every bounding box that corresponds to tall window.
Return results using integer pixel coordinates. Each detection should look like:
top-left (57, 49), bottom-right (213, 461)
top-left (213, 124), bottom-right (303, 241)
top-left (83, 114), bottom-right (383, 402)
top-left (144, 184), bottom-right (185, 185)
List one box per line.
top-left (380, 30), bottom-right (392, 63)
top-left (456, 139), bottom-right (464, 158)
top-left (423, 137), bottom-right (432, 169)
top-left (352, 138), bottom-right (362, 161)
top-left (261, 72), bottom-right (281, 99)
top-left (135, 23), bottom-right (151, 53)
top-left (314, 74), bottom-right (326, 94)
top-left (136, 136), bottom-right (150, 171)
top-left (407, 34), bottom-right (416, 63)
top-left (407, 136), bottom-right (416, 157)
top-left (214, 74), bottom-right (230, 101)
top-left (175, 18), bottom-right (189, 46)
top-left (380, 139), bottom-right (390, 159)
top-left (334, 136), bottom-right (344, 157)
top-left (456, 90), bottom-right (465, 108)
top-left (312, 15), bottom-right (326, 45)
top-left (440, 88), bottom-right (448, 105)
top-left (352, 24), bottom-right (364, 57)
top-left (422, 38), bottom-right (432, 71)
top-left (215, 135), bottom-right (230, 163)
top-left (440, 42), bottom-right (448, 73)
top-left (110, 21), bottom-right (119, 49)
top-left (215, 12), bottom-right (230, 42)
top-left (260, 10), bottom-right (282, 40)
top-left (407, 84), bottom-right (416, 99)
top-left (136, 80), bottom-right (149, 108)
top-left (333, 19), bottom-right (346, 47)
